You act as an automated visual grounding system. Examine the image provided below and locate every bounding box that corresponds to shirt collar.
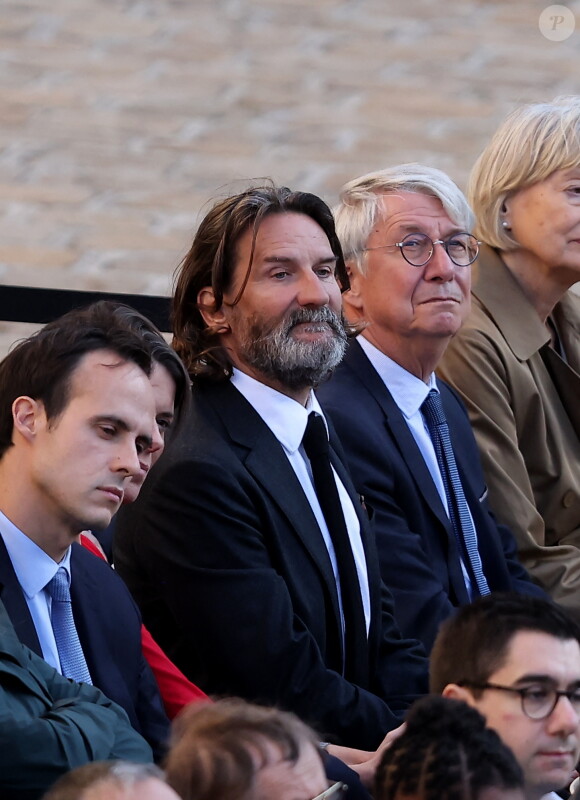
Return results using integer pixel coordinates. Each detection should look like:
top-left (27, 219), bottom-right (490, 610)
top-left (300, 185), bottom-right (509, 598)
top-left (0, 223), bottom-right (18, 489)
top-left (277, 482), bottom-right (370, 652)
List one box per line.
top-left (358, 335), bottom-right (438, 418)
top-left (0, 509), bottom-right (72, 599)
top-left (231, 368), bottom-right (326, 454)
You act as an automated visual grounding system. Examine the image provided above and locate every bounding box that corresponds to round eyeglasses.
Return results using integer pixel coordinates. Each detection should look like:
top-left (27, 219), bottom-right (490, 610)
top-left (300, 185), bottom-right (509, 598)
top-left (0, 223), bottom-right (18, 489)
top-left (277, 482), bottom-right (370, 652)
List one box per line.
top-left (459, 681), bottom-right (580, 720)
top-left (365, 231), bottom-right (480, 267)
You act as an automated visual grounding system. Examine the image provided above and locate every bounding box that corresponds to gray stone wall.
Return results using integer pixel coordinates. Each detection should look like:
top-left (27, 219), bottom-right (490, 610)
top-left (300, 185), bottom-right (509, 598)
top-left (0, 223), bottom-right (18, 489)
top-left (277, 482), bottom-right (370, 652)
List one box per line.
top-left (1, 0), bottom-right (579, 352)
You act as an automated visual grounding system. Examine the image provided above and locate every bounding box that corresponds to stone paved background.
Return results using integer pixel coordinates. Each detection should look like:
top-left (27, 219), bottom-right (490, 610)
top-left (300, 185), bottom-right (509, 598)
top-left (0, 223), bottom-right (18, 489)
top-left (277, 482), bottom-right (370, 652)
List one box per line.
top-left (1, 0), bottom-right (579, 352)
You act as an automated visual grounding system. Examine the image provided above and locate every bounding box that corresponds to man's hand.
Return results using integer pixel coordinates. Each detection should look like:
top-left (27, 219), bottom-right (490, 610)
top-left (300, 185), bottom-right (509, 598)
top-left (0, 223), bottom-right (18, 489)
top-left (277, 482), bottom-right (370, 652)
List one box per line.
top-left (327, 723), bottom-right (406, 787)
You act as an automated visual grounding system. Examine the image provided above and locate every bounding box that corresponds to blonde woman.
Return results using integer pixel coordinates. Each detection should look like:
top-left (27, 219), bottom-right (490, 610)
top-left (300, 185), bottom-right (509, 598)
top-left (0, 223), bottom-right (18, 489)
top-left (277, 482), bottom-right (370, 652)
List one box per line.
top-left (439, 97), bottom-right (580, 618)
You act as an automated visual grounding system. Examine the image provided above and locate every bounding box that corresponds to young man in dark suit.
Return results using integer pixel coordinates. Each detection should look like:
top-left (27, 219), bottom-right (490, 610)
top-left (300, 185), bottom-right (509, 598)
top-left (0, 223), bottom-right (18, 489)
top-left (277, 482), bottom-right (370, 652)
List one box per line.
top-left (115, 185), bottom-right (428, 760)
top-left (0, 303), bottom-right (170, 760)
top-left (317, 164), bottom-right (543, 652)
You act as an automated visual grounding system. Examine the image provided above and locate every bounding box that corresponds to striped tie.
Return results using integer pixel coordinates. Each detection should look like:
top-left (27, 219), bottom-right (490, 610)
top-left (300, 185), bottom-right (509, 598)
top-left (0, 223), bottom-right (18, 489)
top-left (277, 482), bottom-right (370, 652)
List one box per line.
top-left (421, 389), bottom-right (490, 596)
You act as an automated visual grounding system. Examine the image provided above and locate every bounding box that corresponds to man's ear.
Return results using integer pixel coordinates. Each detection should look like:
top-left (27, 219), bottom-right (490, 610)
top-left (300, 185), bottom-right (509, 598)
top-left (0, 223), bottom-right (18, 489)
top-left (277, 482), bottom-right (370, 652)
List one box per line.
top-left (344, 261), bottom-right (364, 311)
top-left (197, 287), bottom-right (230, 333)
top-left (441, 683), bottom-right (477, 707)
top-left (12, 396), bottom-right (44, 443)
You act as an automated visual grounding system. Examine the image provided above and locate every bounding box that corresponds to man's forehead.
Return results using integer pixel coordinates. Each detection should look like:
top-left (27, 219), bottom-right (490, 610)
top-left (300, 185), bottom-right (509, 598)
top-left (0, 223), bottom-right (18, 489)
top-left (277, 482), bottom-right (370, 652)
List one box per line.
top-left (241, 213), bottom-right (331, 254)
top-left (69, 349), bottom-right (148, 386)
top-left (490, 630), bottom-right (580, 682)
top-left (374, 190), bottom-right (453, 232)
top-left (74, 348), bottom-right (141, 372)
top-left (66, 350), bottom-right (155, 419)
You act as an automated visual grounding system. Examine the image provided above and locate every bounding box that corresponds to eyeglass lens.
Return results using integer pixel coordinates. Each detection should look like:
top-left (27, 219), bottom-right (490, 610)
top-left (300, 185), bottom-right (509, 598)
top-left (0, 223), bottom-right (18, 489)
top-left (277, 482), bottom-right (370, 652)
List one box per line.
top-left (399, 232), bottom-right (478, 267)
top-left (522, 686), bottom-right (580, 719)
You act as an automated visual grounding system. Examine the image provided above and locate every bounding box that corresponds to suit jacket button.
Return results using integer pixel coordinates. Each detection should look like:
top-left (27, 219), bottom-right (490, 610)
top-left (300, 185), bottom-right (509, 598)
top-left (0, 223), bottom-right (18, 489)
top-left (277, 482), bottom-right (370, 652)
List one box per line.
top-left (562, 490), bottom-right (576, 508)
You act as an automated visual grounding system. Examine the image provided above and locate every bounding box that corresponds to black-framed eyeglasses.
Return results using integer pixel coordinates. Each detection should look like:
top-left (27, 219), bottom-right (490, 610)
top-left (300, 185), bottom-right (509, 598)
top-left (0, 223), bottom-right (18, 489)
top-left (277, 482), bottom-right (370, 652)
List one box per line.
top-left (311, 781), bottom-right (349, 800)
top-left (459, 681), bottom-right (580, 720)
top-left (364, 231), bottom-right (480, 267)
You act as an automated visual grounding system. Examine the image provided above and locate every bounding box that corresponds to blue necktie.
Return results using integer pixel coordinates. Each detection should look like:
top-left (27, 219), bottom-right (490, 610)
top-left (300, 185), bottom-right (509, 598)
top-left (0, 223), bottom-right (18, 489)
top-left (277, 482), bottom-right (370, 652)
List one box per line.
top-left (46, 567), bottom-right (92, 684)
top-left (421, 389), bottom-right (490, 597)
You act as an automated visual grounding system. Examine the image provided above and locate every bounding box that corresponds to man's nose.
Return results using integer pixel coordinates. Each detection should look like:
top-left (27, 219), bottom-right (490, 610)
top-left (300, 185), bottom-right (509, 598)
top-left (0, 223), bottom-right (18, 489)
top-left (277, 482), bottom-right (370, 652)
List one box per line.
top-left (150, 422), bottom-right (164, 459)
top-left (113, 442), bottom-right (145, 479)
top-left (547, 694), bottom-right (580, 737)
top-left (423, 241), bottom-right (456, 281)
top-left (296, 271), bottom-right (332, 306)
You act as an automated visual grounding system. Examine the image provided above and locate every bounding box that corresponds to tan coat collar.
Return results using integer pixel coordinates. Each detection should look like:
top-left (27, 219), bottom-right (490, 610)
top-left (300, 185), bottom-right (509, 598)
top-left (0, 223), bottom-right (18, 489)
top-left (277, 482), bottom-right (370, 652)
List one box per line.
top-left (472, 245), bottom-right (550, 361)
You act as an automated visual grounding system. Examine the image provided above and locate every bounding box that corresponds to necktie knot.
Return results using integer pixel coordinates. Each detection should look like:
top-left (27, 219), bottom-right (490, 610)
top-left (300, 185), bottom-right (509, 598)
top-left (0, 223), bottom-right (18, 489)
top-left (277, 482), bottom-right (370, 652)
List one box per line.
top-left (46, 567), bottom-right (71, 604)
top-left (421, 389), bottom-right (447, 429)
top-left (302, 412), bottom-right (329, 459)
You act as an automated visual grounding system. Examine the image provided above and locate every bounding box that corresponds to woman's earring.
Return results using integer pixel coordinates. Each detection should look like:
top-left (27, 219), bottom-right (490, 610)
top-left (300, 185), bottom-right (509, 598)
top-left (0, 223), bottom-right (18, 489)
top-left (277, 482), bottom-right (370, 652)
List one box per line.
top-left (502, 220), bottom-right (511, 231)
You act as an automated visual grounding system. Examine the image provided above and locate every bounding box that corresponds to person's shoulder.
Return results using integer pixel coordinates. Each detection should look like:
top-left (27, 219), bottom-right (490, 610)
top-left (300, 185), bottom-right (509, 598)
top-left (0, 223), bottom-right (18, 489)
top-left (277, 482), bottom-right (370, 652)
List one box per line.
top-left (157, 383), bottom-right (241, 465)
top-left (71, 541), bottom-right (133, 589)
top-left (318, 341), bottom-right (367, 399)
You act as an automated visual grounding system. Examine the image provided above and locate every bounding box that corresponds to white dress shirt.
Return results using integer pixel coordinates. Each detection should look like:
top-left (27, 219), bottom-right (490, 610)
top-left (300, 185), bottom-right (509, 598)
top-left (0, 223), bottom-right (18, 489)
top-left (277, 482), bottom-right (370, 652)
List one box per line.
top-left (0, 509), bottom-right (72, 673)
top-left (358, 335), bottom-right (486, 598)
top-left (231, 368), bottom-right (371, 636)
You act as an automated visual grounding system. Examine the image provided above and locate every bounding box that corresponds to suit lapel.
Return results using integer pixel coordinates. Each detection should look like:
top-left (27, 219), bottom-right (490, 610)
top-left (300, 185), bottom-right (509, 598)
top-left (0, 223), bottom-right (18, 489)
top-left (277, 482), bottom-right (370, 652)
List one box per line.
top-left (69, 544), bottom-right (125, 693)
top-left (344, 342), bottom-right (451, 531)
top-left (201, 382), bottom-right (342, 631)
top-left (328, 440), bottom-right (377, 582)
top-left (0, 534), bottom-right (43, 655)
top-left (343, 342), bottom-right (470, 605)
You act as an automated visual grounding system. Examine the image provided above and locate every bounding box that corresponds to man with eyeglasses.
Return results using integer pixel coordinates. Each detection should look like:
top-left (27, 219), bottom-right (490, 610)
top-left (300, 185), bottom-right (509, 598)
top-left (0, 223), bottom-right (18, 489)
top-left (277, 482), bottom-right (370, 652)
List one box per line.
top-left (431, 593), bottom-right (580, 800)
top-left (318, 164), bottom-right (542, 652)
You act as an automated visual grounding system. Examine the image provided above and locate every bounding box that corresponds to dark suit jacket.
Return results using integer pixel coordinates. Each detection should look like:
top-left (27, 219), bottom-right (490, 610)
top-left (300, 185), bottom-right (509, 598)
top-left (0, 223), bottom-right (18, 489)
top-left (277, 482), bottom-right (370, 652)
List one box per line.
top-left (114, 379), bottom-right (428, 750)
top-left (0, 536), bottom-right (169, 761)
top-left (317, 339), bottom-right (544, 651)
top-left (0, 599), bottom-right (152, 800)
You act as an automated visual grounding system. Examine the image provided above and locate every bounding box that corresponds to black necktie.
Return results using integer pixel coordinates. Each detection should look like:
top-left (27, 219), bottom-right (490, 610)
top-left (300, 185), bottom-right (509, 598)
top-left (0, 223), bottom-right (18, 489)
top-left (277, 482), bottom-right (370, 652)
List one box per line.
top-left (302, 412), bottom-right (367, 682)
top-left (421, 389), bottom-right (490, 596)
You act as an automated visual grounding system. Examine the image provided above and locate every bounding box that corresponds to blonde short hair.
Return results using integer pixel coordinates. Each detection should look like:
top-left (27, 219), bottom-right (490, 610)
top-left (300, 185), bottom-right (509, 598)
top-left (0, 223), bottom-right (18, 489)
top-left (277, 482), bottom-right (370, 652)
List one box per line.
top-left (469, 96), bottom-right (580, 250)
top-left (334, 163), bottom-right (474, 274)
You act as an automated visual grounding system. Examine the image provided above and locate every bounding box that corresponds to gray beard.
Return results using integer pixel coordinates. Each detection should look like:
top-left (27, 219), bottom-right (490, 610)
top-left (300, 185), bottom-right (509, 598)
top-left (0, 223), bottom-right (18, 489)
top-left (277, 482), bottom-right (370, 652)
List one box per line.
top-left (240, 307), bottom-right (348, 391)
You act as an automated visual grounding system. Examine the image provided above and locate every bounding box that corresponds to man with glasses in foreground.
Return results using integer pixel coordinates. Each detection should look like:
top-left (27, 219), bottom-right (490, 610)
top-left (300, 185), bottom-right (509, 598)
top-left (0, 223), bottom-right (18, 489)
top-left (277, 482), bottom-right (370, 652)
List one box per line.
top-left (431, 593), bottom-right (580, 800)
top-left (318, 164), bottom-right (542, 652)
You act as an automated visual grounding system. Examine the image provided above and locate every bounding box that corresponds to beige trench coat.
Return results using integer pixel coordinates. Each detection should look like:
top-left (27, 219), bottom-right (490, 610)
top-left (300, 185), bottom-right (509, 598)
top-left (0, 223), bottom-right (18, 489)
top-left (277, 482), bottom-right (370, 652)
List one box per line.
top-left (438, 246), bottom-right (580, 618)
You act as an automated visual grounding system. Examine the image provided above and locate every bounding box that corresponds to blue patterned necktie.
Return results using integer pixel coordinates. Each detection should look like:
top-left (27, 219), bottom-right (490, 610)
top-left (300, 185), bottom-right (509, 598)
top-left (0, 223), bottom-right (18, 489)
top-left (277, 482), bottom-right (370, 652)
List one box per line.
top-left (45, 567), bottom-right (92, 684)
top-left (421, 389), bottom-right (490, 596)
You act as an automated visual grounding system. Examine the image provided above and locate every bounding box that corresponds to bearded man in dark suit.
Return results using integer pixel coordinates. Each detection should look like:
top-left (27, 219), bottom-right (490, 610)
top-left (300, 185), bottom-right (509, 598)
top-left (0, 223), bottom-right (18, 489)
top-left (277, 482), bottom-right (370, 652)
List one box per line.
top-left (114, 185), bottom-right (428, 760)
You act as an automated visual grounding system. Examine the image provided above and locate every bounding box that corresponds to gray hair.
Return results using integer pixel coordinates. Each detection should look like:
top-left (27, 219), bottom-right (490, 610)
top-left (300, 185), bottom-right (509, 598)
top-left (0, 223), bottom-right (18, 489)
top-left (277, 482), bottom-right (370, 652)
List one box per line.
top-left (334, 163), bottom-right (474, 274)
top-left (469, 95), bottom-right (580, 250)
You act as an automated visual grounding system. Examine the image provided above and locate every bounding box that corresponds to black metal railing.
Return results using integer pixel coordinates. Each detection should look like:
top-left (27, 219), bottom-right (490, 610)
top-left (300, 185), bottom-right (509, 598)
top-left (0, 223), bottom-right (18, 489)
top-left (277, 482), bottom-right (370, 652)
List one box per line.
top-left (0, 285), bottom-right (171, 331)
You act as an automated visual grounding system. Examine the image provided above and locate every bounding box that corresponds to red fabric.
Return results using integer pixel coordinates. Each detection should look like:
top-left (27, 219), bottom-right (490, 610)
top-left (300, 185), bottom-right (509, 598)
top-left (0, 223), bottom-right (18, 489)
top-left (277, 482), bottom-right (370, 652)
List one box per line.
top-left (79, 533), bottom-right (210, 718)
top-left (140, 626), bottom-right (210, 717)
